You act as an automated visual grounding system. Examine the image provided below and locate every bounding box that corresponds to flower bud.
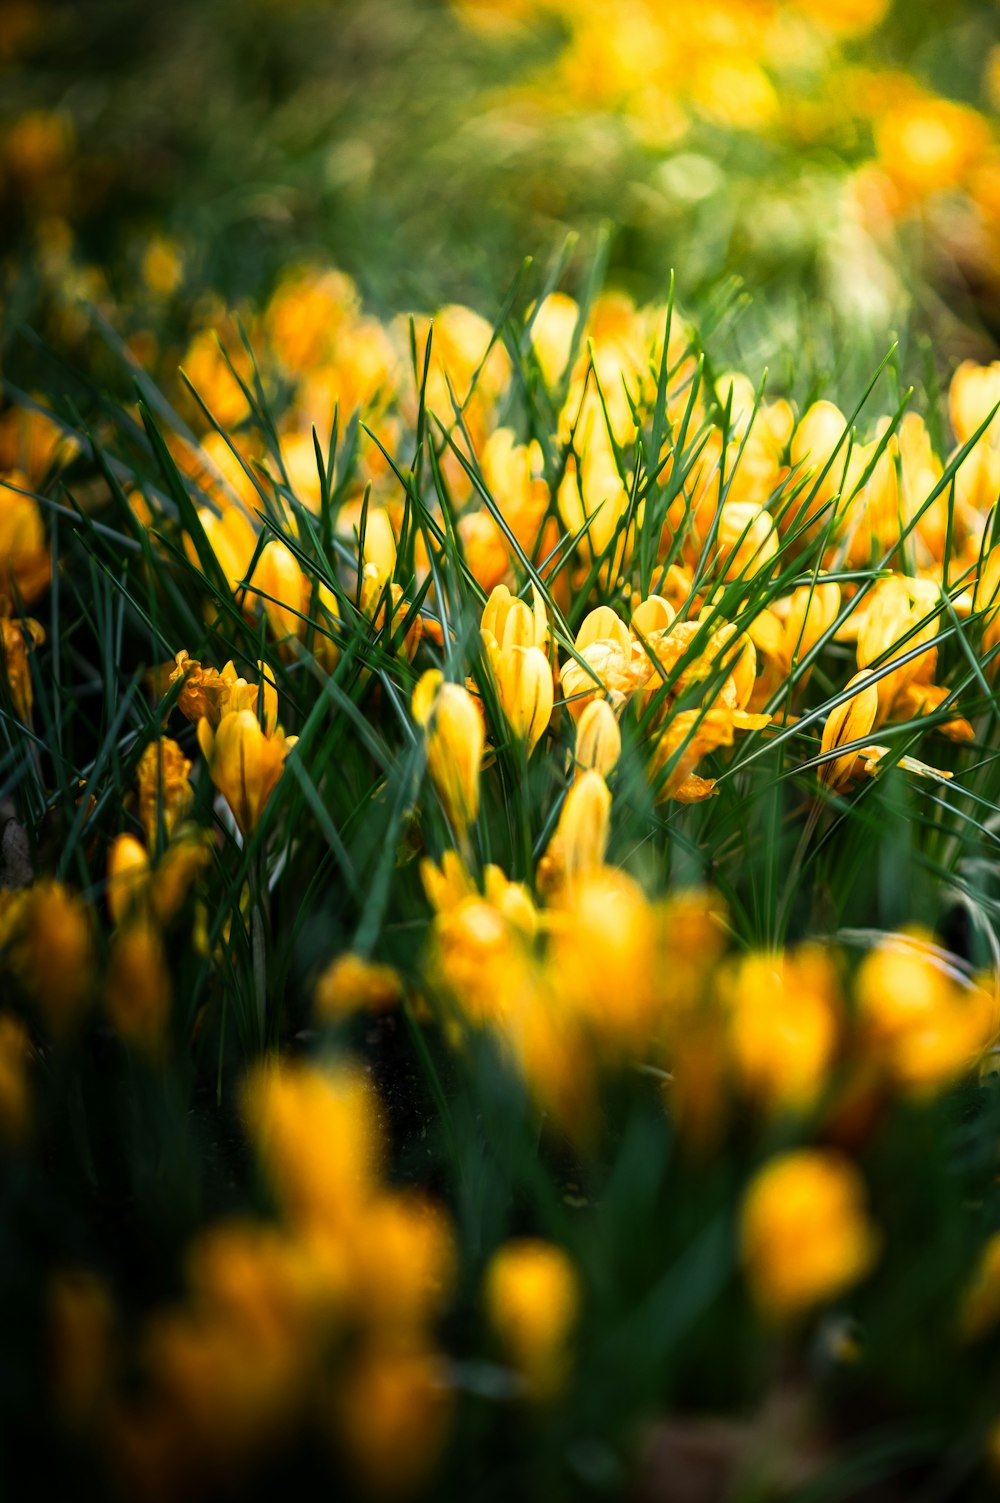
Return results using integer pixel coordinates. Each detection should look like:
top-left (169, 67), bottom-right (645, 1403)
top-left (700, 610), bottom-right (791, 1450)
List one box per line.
top-left (494, 644), bottom-right (553, 754)
top-left (413, 670), bottom-right (483, 837)
top-left (574, 699), bottom-right (621, 778)
top-left (485, 1240), bottom-right (580, 1401)
top-left (107, 834), bottom-right (150, 925)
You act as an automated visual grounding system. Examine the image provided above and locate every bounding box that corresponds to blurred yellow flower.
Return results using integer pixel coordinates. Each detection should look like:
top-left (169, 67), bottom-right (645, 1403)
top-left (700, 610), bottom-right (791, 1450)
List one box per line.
top-left (105, 920), bottom-right (172, 1058)
top-left (855, 931), bottom-right (998, 1094)
top-left (741, 1149), bottom-right (878, 1319)
top-left (314, 952), bottom-right (402, 1023)
top-left (136, 738), bottom-right (193, 847)
top-left (484, 1240), bottom-right (580, 1400)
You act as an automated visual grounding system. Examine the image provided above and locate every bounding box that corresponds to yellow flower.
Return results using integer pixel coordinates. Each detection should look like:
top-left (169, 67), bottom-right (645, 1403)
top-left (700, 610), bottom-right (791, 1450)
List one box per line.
top-left (335, 1346), bottom-right (452, 1494)
top-left (855, 930), bottom-right (998, 1094)
top-left (197, 710), bottom-right (297, 836)
top-left (249, 539), bottom-right (308, 643)
top-left (530, 291), bottom-right (579, 389)
top-left (716, 499), bottom-right (778, 583)
top-left (105, 921), bottom-right (172, 1059)
top-left (573, 698), bottom-right (621, 778)
top-left (650, 707), bottom-right (735, 803)
top-left (537, 770), bottom-right (611, 895)
top-left (876, 95), bottom-right (990, 204)
top-left (242, 1061), bottom-right (379, 1233)
top-left (141, 236), bottom-right (183, 298)
top-left (817, 673), bottom-right (879, 793)
top-left (741, 1150), bottom-right (879, 1319)
top-left (4, 881), bottom-right (94, 1036)
top-left (546, 868), bottom-right (659, 1053)
top-left (0, 480), bottom-right (50, 607)
top-left (788, 400), bottom-right (849, 534)
top-left (489, 641), bottom-right (553, 755)
top-left (950, 359), bottom-right (1000, 449)
top-left (412, 669), bottom-right (483, 838)
top-left (726, 947), bottom-right (841, 1114)
top-left (314, 953), bottom-right (402, 1023)
top-left (484, 1240), bottom-right (580, 1400)
top-left (149, 830), bottom-right (212, 925)
top-left (360, 564), bottom-right (423, 662)
top-left (192, 505), bottom-right (257, 594)
top-left (106, 833), bottom-right (150, 925)
top-left (136, 738), bottom-right (193, 847)
top-left (560, 607), bottom-right (650, 721)
top-left (481, 581), bottom-right (548, 654)
top-left (0, 614), bottom-right (44, 721)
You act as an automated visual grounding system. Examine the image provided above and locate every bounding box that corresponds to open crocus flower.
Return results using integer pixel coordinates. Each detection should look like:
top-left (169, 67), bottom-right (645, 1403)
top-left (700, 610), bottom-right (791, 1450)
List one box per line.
top-left (197, 709), bottom-right (298, 836)
top-left (852, 574), bottom-right (974, 742)
top-left (559, 606), bottom-right (652, 721)
top-left (169, 653), bottom-right (279, 731)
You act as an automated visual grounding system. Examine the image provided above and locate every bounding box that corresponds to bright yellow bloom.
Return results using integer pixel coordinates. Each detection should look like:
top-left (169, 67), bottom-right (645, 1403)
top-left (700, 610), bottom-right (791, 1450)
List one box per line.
top-left (537, 770), bottom-right (611, 894)
top-left (242, 1061), bottom-right (379, 1233)
top-left (876, 95), bottom-right (990, 204)
top-left (170, 654), bottom-right (279, 732)
top-left (726, 947), bottom-right (841, 1114)
top-left (530, 291), bottom-right (579, 389)
top-left (490, 642), bottom-right (553, 754)
top-left (573, 697), bottom-right (621, 778)
top-left (817, 673), bottom-right (879, 793)
top-left (650, 707), bottom-right (734, 803)
top-left (950, 359), bottom-right (1000, 449)
top-left (412, 669), bottom-right (483, 837)
top-left (193, 505), bottom-right (257, 594)
top-left (855, 930), bottom-right (998, 1093)
top-left (149, 830), bottom-right (212, 925)
top-left (136, 738), bottom-right (193, 847)
top-left (560, 607), bottom-right (650, 721)
top-left (484, 1240), bottom-right (580, 1400)
top-left (546, 868), bottom-right (659, 1052)
top-left (197, 710), bottom-right (297, 836)
top-left (106, 834), bottom-right (150, 925)
top-left (741, 1150), bottom-right (878, 1319)
top-left (716, 499), bottom-right (778, 583)
top-left (481, 582), bottom-right (548, 654)
top-left (314, 953), bottom-right (402, 1023)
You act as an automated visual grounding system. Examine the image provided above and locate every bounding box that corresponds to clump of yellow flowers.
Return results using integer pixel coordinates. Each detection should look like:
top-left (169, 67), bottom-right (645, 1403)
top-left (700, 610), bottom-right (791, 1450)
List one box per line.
top-left (8, 260), bottom-right (1000, 1498)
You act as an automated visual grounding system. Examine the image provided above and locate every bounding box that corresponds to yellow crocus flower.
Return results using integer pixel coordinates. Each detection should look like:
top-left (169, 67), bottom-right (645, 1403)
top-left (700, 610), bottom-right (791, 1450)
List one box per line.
top-left (197, 710), bottom-right (297, 836)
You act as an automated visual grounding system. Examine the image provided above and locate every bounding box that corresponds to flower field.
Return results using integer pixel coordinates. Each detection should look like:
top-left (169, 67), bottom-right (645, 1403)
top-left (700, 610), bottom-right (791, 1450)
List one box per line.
top-left (5, 1), bottom-right (1000, 1498)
